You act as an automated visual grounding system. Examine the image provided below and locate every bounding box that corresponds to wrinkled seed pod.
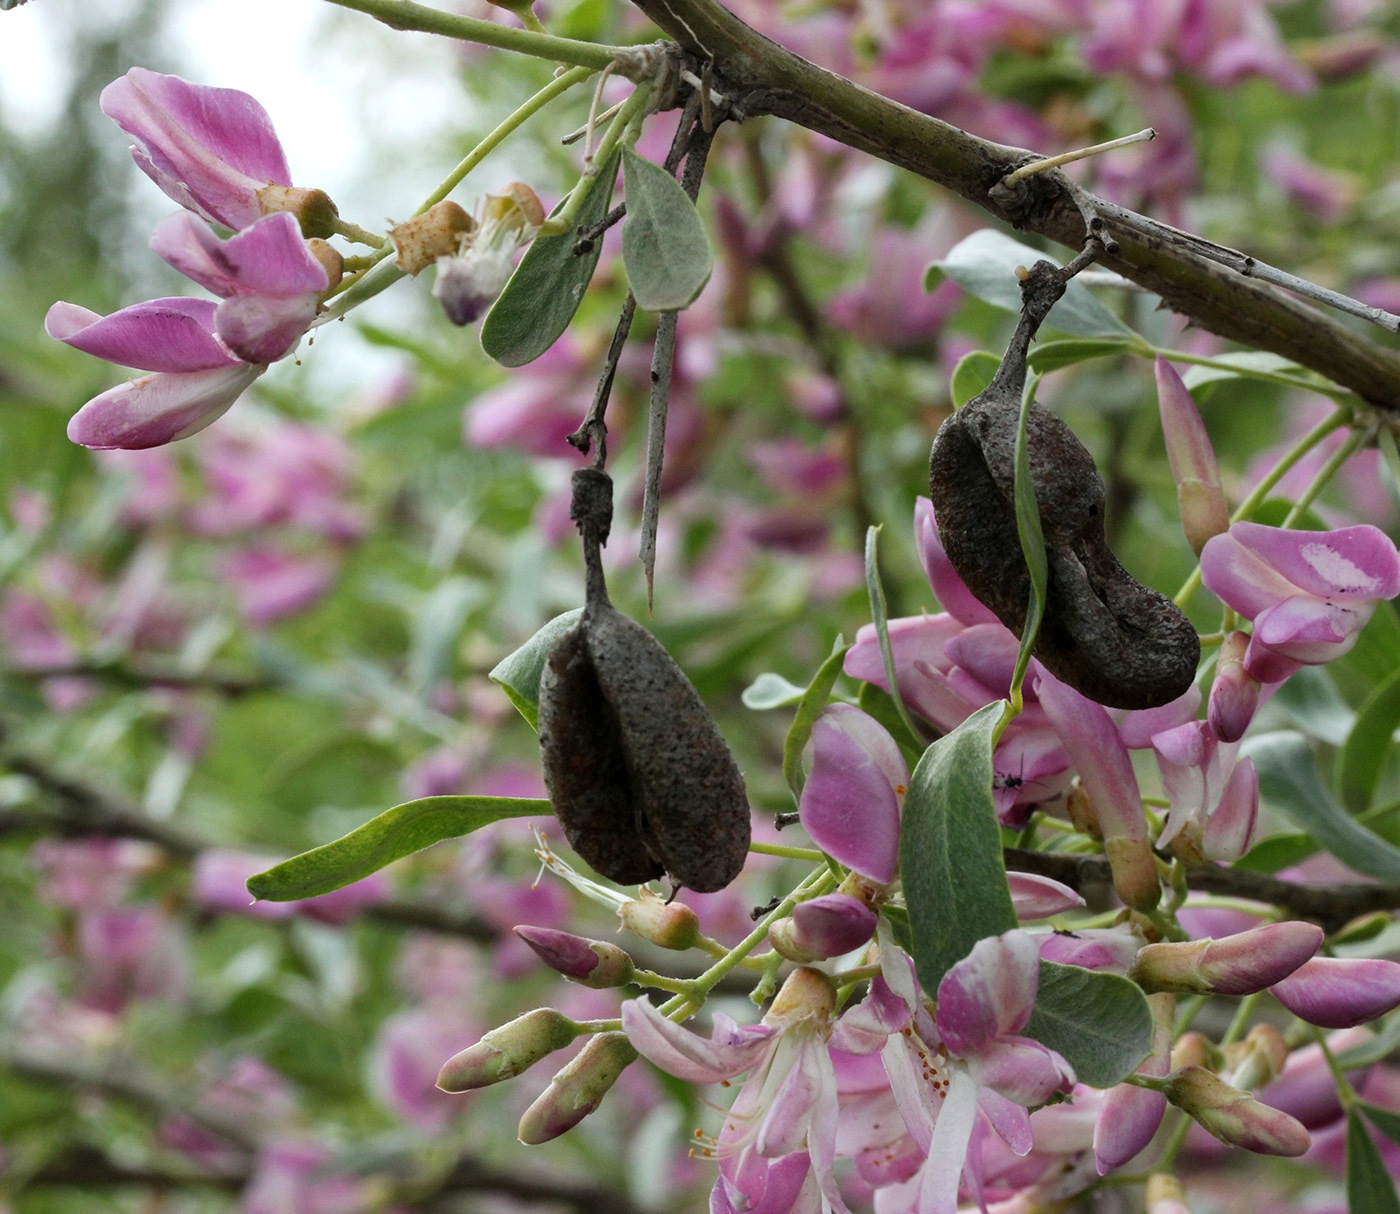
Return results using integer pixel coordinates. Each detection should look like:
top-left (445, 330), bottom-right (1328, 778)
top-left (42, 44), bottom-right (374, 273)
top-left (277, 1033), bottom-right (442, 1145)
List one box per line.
top-left (538, 624), bottom-right (666, 885)
top-left (582, 601), bottom-right (751, 893)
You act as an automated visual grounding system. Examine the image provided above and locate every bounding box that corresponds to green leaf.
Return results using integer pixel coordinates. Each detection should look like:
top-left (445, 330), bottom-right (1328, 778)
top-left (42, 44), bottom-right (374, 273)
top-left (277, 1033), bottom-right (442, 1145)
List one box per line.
top-left (1181, 351), bottom-right (1306, 391)
top-left (1024, 962), bottom-right (1153, 1088)
top-left (931, 231), bottom-right (1134, 338)
top-left (1347, 1108), bottom-right (1400, 1214)
top-left (620, 146), bottom-right (712, 312)
top-left (901, 702), bottom-right (1017, 991)
top-left (1337, 666), bottom-right (1400, 812)
top-left (246, 796), bottom-right (549, 901)
top-left (481, 151), bottom-right (619, 367)
top-left (783, 639), bottom-right (852, 803)
top-left (741, 672), bottom-right (808, 710)
top-left (1338, 1015), bottom-right (1400, 1069)
top-left (865, 526), bottom-right (920, 745)
top-left (407, 576), bottom-right (481, 698)
top-left (1247, 731), bottom-right (1400, 883)
top-left (950, 350), bottom-right (1000, 407)
top-left (1235, 831), bottom-right (1318, 874)
top-left (1362, 1102), bottom-right (1400, 1149)
top-left (1026, 337), bottom-right (1137, 373)
top-left (1270, 666), bottom-right (1356, 747)
top-left (1010, 379), bottom-right (1048, 698)
top-left (489, 609), bottom-right (584, 730)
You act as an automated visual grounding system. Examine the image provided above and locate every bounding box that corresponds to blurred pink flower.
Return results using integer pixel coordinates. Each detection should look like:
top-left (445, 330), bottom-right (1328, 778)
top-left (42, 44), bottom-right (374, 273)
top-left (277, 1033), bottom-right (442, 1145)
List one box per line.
top-left (220, 546), bottom-right (338, 627)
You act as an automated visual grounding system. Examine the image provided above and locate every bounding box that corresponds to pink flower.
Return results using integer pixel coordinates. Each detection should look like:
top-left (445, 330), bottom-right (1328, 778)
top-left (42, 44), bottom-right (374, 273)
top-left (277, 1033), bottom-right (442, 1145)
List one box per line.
top-left (1151, 719), bottom-right (1260, 862)
top-left (1271, 957), bottom-right (1400, 1029)
top-left (47, 297), bottom-right (266, 449)
top-left (100, 68), bottom-right (294, 231)
top-left (220, 546), bottom-right (338, 626)
top-left (799, 704), bottom-right (908, 884)
top-left (1200, 522), bottom-right (1400, 682)
top-left (149, 211), bottom-right (329, 363)
top-left (623, 968), bottom-right (846, 1214)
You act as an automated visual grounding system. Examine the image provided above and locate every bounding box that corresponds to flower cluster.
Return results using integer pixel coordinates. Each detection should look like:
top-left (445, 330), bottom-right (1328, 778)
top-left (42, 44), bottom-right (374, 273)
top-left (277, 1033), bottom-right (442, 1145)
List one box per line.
top-left (47, 69), bottom-right (342, 449)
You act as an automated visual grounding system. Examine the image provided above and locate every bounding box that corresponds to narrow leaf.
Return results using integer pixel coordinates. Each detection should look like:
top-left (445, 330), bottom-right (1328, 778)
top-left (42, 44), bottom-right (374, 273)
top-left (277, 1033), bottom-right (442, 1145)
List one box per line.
top-left (489, 609), bottom-right (584, 730)
top-left (932, 231), bottom-right (1134, 337)
top-left (783, 639), bottom-right (852, 803)
top-left (620, 145), bottom-right (712, 312)
top-left (1362, 1102), bottom-right (1400, 1148)
top-left (741, 672), bottom-right (808, 710)
top-left (1026, 337), bottom-right (1137, 372)
top-left (1024, 962), bottom-right (1154, 1088)
top-left (1338, 1016), bottom-right (1400, 1070)
top-left (246, 796), bottom-right (549, 901)
top-left (1337, 666), bottom-right (1400, 813)
top-left (1347, 1108), bottom-right (1400, 1214)
top-left (1009, 378), bottom-right (1048, 700)
top-left (901, 702), bottom-right (1017, 991)
top-left (865, 526), bottom-right (920, 745)
top-left (1247, 731), bottom-right (1400, 883)
top-left (481, 151), bottom-right (620, 367)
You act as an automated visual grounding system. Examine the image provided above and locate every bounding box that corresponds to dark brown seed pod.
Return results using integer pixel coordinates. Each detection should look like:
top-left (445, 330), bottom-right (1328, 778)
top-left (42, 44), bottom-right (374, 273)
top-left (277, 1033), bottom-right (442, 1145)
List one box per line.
top-left (537, 468), bottom-right (751, 892)
top-left (929, 260), bottom-right (1200, 711)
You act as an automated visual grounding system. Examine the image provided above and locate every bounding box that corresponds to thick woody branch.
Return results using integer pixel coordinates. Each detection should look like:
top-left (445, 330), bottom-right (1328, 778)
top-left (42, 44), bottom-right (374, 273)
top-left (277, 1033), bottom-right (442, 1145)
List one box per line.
top-left (629, 0), bottom-right (1400, 405)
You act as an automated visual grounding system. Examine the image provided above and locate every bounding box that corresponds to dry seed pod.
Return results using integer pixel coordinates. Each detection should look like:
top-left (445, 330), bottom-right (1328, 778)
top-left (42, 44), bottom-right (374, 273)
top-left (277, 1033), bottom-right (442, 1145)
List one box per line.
top-left (537, 469), bottom-right (751, 892)
top-left (929, 261), bottom-right (1199, 711)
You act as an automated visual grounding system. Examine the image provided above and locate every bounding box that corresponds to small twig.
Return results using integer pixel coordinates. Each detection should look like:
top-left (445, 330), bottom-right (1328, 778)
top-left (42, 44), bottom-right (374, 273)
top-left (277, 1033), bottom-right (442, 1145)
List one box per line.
top-left (574, 201), bottom-right (627, 251)
top-left (1002, 128), bottom-right (1157, 188)
top-left (562, 99), bottom-right (625, 144)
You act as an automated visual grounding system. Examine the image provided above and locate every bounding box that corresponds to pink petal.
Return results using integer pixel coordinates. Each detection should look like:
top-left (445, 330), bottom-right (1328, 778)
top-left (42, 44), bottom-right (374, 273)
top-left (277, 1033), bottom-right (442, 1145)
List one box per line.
top-left (1202, 756), bottom-right (1259, 861)
top-left (151, 211), bottom-right (326, 299)
top-left (1272, 957), bottom-right (1400, 1029)
top-left (215, 293), bottom-right (320, 364)
top-left (799, 704), bottom-right (906, 883)
top-left (67, 363), bottom-right (264, 449)
top-left (967, 1036), bottom-right (1075, 1106)
top-left (620, 999), bottom-right (771, 1083)
top-left (101, 68), bottom-right (291, 230)
top-left (936, 931), bottom-right (1040, 1054)
top-left (915, 497), bottom-right (997, 626)
top-left (47, 298), bottom-right (238, 372)
top-left (1006, 871), bottom-right (1085, 919)
top-left (1094, 1081), bottom-right (1167, 1172)
top-left (913, 1066), bottom-right (980, 1214)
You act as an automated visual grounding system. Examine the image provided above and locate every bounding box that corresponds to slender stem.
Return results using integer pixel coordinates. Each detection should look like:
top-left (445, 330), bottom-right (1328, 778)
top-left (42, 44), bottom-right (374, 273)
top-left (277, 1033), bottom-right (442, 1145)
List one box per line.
top-left (1281, 423), bottom-right (1371, 528)
top-left (322, 0), bottom-right (635, 71)
top-left (1003, 129), bottom-right (1156, 186)
top-left (749, 842), bottom-right (825, 861)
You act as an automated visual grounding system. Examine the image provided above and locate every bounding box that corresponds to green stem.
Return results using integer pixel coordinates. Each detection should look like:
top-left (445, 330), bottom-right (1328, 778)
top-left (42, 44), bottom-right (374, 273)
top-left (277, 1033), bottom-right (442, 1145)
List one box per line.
top-left (318, 65), bottom-right (596, 323)
top-left (541, 80), bottom-right (653, 235)
top-left (750, 842), bottom-right (825, 862)
top-left (1312, 1023), bottom-right (1362, 1108)
top-left (1280, 423), bottom-right (1372, 528)
top-left (1145, 345), bottom-right (1356, 401)
top-left (657, 867), bottom-right (838, 1019)
top-left (323, 0), bottom-right (633, 71)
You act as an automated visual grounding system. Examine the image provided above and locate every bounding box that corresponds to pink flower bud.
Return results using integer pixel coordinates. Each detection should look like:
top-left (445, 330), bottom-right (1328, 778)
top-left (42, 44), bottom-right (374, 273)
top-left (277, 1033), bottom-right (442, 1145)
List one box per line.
top-left (1164, 1065), bottom-right (1311, 1156)
top-left (1094, 993), bottom-right (1173, 1173)
top-left (1270, 956), bottom-right (1400, 1028)
top-left (1171, 1032), bottom-right (1219, 1072)
top-left (516, 1031), bottom-right (637, 1144)
top-left (1155, 356), bottom-right (1229, 555)
top-left (1207, 630), bottom-right (1260, 743)
top-left (513, 926), bottom-right (636, 988)
top-left (436, 1008), bottom-right (581, 1092)
top-left (770, 894), bottom-right (877, 963)
top-left (1130, 923), bottom-right (1322, 996)
top-left (618, 891), bottom-right (702, 951)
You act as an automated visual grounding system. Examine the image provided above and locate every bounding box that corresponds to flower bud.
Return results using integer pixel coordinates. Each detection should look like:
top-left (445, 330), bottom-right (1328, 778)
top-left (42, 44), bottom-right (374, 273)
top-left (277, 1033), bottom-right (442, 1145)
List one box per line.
top-left (517, 1031), bottom-right (637, 1144)
top-left (480, 182), bottom-right (545, 232)
top-left (306, 239), bottom-right (344, 294)
top-left (1270, 956), bottom-right (1400, 1028)
top-left (1155, 356), bottom-right (1228, 555)
top-left (1225, 1023), bottom-right (1288, 1090)
top-left (390, 201), bottom-right (475, 276)
top-left (257, 184), bottom-right (340, 239)
top-left (1145, 1172), bottom-right (1190, 1214)
top-left (513, 926), bottom-right (636, 988)
top-left (1129, 923), bottom-right (1322, 996)
top-left (436, 1008), bottom-right (580, 1092)
top-left (1094, 993), bottom-right (1173, 1173)
top-left (769, 894), bottom-right (876, 962)
top-left (618, 890), bottom-right (702, 951)
top-left (1207, 631), bottom-right (1259, 744)
top-left (1163, 1065), bottom-right (1310, 1156)
top-left (764, 966), bottom-right (838, 1030)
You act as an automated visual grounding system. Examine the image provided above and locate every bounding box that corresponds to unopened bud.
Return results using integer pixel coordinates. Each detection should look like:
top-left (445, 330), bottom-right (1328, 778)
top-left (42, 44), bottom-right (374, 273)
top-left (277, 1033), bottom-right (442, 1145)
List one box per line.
top-left (306, 238), bottom-right (344, 294)
top-left (1064, 780), bottom-right (1101, 839)
top-left (1270, 956), bottom-right (1400, 1029)
top-left (1145, 1172), bottom-right (1190, 1214)
top-left (769, 894), bottom-right (876, 963)
top-left (1170, 1031), bottom-right (1218, 1072)
top-left (436, 1007), bottom-right (580, 1092)
top-left (618, 890), bottom-right (702, 951)
top-left (390, 200), bottom-right (475, 276)
top-left (514, 926), bottom-right (636, 988)
top-left (1163, 1065), bottom-right (1310, 1156)
top-left (1129, 923), bottom-right (1322, 996)
top-left (257, 184), bottom-right (341, 239)
top-left (1207, 631), bottom-right (1260, 744)
top-left (517, 1031), bottom-right (637, 1144)
top-left (1155, 356), bottom-right (1228, 555)
top-left (1225, 1023), bottom-right (1289, 1090)
top-left (1093, 993), bottom-right (1174, 1174)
